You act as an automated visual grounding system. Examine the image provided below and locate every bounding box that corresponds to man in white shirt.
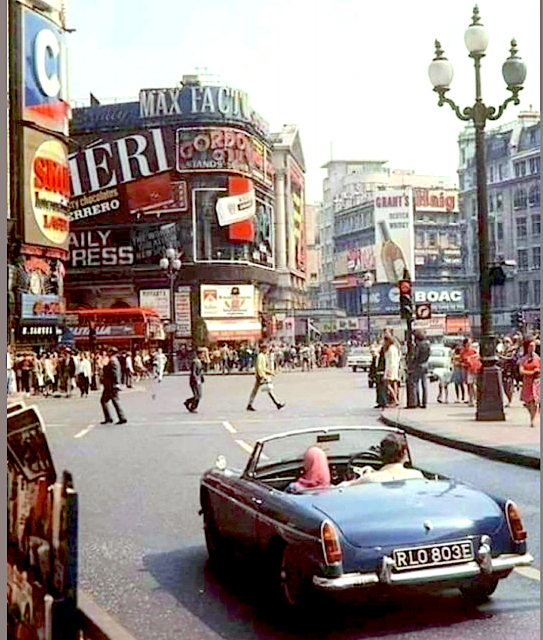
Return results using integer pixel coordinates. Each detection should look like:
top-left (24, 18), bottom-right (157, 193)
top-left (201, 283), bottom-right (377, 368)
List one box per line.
top-left (346, 433), bottom-right (424, 485)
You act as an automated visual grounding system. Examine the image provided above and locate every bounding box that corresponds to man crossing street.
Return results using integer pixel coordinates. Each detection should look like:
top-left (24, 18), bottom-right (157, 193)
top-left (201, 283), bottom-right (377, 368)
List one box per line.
top-left (100, 347), bottom-right (127, 425)
top-left (247, 343), bottom-right (285, 411)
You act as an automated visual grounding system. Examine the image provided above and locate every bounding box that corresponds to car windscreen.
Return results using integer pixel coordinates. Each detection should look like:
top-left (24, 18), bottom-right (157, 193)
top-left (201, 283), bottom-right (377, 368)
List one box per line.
top-left (253, 428), bottom-right (408, 473)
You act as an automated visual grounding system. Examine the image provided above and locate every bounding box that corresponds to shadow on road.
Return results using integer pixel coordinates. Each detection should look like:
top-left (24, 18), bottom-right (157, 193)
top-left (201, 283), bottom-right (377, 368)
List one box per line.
top-left (141, 545), bottom-right (515, 639)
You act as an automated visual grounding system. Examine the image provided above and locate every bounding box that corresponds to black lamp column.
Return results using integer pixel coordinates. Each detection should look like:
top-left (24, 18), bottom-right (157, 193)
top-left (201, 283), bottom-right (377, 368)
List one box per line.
top-left (160, 248), bottom-right (182, 374)
top-left (428, 5), bottom-right (527, 421)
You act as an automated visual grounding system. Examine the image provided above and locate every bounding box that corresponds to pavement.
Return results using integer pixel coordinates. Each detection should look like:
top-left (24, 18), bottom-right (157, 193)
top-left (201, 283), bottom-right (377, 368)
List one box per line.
top-left (380, 399), bottom-right (540, 470)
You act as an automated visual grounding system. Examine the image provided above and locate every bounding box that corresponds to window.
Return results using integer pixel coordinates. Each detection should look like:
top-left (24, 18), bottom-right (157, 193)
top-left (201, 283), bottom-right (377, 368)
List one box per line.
top-left (489, 166), bottom-right (494, 182)
top-left (496, 192), bottom-right (503, 211)
top-left (534, 280), bottom-right (541, 306)
top-left (448, 232), bottom-right (459, 248)
top-left (514, 188), bottom-right (527, 209)
top-left (519, 281), bottom-right (530, 305)
top-left (520, 161), bottom-right (526, 176)
top-left (532, 215), bottom-right (541, 235)
top-left (532, 247), bottom-right (541, 268)
top-left (416, 231), bottom-right (425, 249)
top-left (498, 164), bottom-right (504, 181)
top-left (517, 249), bottom-right (529, 270)
top-left (515, 163), bottom-right (521, 178)
top-left (497, 222), bottom-right (504, 240)
top-left (428, 233), bottom-right (437, 248)
top-left (516, 217), bottom-right (527, 238)
top-left (488, 194), bottom-right (494, 211)
top-left (529, 184), bottom-right (540, 207)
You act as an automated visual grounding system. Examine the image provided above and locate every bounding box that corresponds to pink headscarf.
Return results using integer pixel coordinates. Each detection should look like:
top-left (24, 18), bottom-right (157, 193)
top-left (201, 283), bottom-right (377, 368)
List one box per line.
top-left (293, 446), bottom-right (331, 490)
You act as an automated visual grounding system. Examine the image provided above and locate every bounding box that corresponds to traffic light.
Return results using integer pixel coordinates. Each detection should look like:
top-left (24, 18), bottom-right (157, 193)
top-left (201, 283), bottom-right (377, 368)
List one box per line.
top-left (511, 310), bottom-right (524, 328)
top-left (398, 279), bottom-right (413, 322)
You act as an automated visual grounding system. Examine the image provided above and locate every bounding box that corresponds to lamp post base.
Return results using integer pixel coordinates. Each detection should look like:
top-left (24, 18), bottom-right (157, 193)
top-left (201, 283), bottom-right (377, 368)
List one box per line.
top-left (476, 359), bottom-right (506, 421)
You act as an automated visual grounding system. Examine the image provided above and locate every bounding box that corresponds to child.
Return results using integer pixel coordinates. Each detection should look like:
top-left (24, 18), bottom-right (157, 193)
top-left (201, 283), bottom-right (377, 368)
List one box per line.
top-left (435, 363), bottom-right (453, 404)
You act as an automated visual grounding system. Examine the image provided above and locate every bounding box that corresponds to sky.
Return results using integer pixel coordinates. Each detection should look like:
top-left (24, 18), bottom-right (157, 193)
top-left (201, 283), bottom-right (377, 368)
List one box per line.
top-left (66, 0), bottom-right (540, 203)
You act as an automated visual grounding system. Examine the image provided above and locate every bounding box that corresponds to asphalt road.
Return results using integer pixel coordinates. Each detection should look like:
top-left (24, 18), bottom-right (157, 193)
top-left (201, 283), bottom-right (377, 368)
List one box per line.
top-left (30, 368), bottom-right (540, 640)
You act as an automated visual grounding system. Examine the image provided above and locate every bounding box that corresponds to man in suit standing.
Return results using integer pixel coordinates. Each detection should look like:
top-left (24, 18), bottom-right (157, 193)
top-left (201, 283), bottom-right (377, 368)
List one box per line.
top-left (100, 347), bottom-right (127, 425)
top-left (184, 348), bottom-right (205, 413)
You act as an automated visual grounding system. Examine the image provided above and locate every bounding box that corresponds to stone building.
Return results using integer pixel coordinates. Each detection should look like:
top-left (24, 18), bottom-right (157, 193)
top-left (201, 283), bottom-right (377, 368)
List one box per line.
top-left (457, 110), bottom-right (540, 334)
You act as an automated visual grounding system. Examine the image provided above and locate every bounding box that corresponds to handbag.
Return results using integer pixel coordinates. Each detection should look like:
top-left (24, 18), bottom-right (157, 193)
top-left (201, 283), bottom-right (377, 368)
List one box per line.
top-left (262, 380), bottom-right (274, 392)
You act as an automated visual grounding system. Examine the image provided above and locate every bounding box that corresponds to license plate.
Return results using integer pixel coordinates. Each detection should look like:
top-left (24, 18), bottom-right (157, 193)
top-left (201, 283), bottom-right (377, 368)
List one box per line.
top-left (393, 540), bottom-right (474, 571)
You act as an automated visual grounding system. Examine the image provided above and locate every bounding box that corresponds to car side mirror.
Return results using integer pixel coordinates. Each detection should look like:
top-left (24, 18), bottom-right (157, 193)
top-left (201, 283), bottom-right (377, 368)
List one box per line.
top-left (215, 455), bottom-right (227, 471)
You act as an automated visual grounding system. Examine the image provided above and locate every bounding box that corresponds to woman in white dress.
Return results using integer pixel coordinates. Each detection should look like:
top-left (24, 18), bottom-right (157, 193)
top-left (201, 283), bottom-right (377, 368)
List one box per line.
top-left (383, 335), bottom-right (400, 406)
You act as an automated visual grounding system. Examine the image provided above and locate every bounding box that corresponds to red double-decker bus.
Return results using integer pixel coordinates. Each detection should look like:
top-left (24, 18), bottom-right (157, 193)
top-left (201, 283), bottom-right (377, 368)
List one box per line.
top-left (67, 307), bottom-right (165, 350)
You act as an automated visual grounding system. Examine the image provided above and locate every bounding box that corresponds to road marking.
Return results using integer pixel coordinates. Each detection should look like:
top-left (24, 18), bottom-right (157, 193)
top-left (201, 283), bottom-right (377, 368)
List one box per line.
top-left (74, 424), bottom-right (96, 439)
top-left (223, 421), bottom-right (237, 434)
top-left (515, 566), bottom-right (540, 581)
top-left (235, 439), bottom-right (253, 454)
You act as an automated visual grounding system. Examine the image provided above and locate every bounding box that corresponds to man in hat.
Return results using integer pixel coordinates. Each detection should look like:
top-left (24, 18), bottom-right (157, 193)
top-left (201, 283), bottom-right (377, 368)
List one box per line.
top-left (184, 348), bottom-right (205, 413)
top-left (100, 347), bottom-right (127, 424)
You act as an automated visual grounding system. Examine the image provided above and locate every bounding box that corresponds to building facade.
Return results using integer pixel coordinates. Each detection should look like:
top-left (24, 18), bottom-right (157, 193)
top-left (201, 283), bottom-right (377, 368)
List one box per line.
top-left (66, 77), bottom-right (307, 347)
top-left (8, 0), bottom-right (71, 349)
top-left (319, 161), bottom-right (463, 338)
top-left (457, 111), bottom-right (541, 335)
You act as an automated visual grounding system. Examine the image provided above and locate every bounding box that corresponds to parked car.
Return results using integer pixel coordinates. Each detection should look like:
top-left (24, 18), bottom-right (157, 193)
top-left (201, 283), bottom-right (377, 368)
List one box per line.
top-left (346, 347), bottom-right (373, 372)
top-left (199, 426), bottom-right (532, 610)
top-left (427, 344), bottom-right (452, 381)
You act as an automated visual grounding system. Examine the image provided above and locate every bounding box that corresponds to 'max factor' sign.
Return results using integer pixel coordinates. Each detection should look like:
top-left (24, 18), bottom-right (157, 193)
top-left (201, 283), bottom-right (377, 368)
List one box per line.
top-left (139, 85), bottom-right (270, 137)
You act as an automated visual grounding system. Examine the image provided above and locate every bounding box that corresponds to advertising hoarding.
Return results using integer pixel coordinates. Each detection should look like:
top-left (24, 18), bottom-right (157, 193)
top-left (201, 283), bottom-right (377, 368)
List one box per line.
top-left (139, 289), bottom-right (170, 319)
top-left (373, 189), bottom-right (414, 283)
top-left (20, 293), bottom-right (65, 323)
top-left (200, 284), bottom-right (255, 318)
top-left (174, 286), bottom-right (192, 337)
top-left (360, 283), bottom-right (466, 315)
top-left (23, 128), bottom-right (70, 251)
top-left (414, 188), bottom-right (458, 213)
top-left (23, 8), bottom-right (70, 135)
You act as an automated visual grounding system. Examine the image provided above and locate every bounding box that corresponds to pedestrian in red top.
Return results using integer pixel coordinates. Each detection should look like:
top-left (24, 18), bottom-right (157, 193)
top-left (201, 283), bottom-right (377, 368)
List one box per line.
top-left (519, 338), bottom-right (540, 428)
top-left (460, 338), bottom-right (480, 407)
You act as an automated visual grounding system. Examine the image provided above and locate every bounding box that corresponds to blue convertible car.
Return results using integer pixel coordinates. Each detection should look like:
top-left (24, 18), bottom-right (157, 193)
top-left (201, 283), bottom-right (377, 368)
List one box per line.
top-left (199, 426), bottom-right (533, 608)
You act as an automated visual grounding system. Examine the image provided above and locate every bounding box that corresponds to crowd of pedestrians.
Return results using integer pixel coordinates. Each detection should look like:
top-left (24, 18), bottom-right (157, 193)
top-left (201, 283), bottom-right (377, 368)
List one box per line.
top-left (6, 345), bottom-right (174, 398)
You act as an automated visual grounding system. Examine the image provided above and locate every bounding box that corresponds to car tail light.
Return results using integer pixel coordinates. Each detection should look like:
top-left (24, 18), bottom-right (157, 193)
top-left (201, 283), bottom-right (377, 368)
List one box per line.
top-left (321, 520), bottom-right (342, 565)
top-left (506, 500), bottom-right (527, 542)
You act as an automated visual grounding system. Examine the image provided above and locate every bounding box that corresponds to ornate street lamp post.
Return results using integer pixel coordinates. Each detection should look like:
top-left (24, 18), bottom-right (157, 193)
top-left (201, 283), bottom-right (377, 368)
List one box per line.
top-left (428, 5), bottom-right (527, 421)
top-left (160, 247), bottom-right (182, 374)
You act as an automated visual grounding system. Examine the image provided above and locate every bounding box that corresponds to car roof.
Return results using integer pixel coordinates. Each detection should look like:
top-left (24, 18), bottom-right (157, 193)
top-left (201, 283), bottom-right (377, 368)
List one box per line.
top-left (254, 425), bottom-right (405, 446)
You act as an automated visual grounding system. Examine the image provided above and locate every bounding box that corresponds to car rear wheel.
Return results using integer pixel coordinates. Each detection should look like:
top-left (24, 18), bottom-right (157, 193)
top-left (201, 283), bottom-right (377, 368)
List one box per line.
top-left (351, 366), bottom-right (357, 372)
top-left (460, 578), bottom-right (499, 603)
top-left (279, 546), bottom-right (310, 609)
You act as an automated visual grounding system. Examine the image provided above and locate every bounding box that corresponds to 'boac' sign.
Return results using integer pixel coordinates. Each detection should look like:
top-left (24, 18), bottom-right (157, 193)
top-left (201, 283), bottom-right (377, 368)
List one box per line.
top-left (24, 9), bottom-right (69, 134)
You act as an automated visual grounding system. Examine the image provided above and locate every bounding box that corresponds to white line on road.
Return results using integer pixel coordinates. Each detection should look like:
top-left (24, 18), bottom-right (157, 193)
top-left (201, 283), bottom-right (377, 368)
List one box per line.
top-left (223, 421), bottom-right (237, 434)
top-left (74, 424), bottom-right (96, 439)
top-left (515, 566), bottom-right (540, 581)
top-left (235, 439), bottom-right (253, 454)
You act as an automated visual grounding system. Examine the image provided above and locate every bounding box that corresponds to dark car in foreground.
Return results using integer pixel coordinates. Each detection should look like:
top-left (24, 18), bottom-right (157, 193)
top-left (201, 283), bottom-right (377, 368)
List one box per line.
top-left (199, 427), bottom-right (532, 609)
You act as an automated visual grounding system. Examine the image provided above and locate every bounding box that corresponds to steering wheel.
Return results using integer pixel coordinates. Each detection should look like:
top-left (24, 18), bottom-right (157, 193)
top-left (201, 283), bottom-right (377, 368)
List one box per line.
top-left (346, 448), bottom-right (382, 481)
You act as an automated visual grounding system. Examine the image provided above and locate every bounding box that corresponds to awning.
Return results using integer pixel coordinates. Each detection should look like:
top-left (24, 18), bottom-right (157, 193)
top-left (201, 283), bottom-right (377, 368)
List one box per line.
top-left (204, 318), bottom-right (262, 342)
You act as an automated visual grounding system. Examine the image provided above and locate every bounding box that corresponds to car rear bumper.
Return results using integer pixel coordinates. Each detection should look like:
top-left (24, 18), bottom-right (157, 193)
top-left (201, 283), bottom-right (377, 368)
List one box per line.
top-left (312, 553), bottom-right (533, 591)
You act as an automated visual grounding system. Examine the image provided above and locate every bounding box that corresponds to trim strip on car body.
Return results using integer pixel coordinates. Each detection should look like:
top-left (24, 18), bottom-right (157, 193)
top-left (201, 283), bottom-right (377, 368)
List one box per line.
top-left (312, 553), bottom-right (534, 590)
top-left (201, 478), bottom-right (319, 544)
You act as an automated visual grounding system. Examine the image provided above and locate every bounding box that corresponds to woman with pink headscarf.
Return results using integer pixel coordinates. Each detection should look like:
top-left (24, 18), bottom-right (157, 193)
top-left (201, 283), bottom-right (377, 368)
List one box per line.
top-left (287, 446), bottom-right (331, 493)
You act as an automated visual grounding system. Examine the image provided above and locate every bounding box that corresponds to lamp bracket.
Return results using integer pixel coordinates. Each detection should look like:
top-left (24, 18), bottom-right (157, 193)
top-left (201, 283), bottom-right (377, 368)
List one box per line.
top-left (434, 88), bottom-right (472, 121)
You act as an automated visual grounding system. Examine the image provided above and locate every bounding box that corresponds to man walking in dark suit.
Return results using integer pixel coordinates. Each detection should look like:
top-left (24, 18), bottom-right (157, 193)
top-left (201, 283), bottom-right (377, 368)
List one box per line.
top-left (184, 349), bottom-right (205, 413)
top-left (100, 347), bottom-right (127, 424)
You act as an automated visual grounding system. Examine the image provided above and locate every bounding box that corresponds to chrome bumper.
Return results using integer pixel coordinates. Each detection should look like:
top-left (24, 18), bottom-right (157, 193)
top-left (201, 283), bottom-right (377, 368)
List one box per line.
top-left (313, 553), bottom-right (534, 591)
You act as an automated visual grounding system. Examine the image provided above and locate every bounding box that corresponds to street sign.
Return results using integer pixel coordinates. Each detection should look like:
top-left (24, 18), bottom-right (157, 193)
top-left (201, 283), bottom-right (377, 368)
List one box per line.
top-left (415, 303), bottom-right (432, 320)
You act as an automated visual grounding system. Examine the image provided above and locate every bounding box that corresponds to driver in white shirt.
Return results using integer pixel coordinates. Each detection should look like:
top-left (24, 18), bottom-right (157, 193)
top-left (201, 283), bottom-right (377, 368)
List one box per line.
top-left (346, 433), bottom-right (424, 485)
